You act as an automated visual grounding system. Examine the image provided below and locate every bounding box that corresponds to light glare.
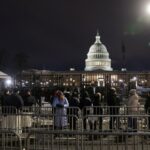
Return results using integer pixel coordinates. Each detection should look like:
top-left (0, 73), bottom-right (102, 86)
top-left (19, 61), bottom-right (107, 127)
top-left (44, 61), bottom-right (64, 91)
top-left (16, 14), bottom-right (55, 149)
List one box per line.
top-left (146, 4), bottom-right (150, 15)
top-left (5, 79), bottom-right (12, 86)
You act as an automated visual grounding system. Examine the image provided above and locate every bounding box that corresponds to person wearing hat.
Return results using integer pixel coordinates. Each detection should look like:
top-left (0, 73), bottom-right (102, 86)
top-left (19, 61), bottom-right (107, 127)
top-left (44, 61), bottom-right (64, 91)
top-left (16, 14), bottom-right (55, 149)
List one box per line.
top-left (127, 89), bottom-right (140, 132)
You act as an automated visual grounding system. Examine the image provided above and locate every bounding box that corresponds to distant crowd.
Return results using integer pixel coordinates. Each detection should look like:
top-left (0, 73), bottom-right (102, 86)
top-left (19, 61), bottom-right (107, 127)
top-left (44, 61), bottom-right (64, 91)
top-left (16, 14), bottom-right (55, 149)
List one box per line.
top-left (0, 86), bottom-right (150, 132)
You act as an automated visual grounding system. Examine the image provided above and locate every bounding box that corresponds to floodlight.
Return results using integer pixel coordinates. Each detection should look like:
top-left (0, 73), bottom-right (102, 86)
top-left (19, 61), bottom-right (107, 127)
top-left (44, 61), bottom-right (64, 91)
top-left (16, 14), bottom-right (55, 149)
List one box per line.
top-left (5, 79), bottom-right (12, 86)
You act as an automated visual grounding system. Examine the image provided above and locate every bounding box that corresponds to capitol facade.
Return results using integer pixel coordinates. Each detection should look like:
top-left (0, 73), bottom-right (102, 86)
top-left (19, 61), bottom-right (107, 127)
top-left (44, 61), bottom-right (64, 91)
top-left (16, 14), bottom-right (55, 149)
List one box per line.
top-left (85, 32), bottom-right (113, 71)
top-left (15, 31), bottom-right (150, 91)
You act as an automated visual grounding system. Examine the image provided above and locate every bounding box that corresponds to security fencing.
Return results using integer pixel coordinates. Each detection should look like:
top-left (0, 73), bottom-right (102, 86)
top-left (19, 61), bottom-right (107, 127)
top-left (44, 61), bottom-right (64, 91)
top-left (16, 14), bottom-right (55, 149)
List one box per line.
top-left (0, 106), bottom-right (150, 150)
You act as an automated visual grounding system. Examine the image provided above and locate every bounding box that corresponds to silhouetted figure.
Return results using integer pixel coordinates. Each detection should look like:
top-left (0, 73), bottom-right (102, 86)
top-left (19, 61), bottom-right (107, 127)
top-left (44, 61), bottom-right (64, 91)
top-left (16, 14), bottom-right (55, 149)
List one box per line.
top-left (9, 89), bottom-right (24, 113)
top-left (1, 89), bottom-right (11, 114)
top-left (145, 91), bottom-right (150, 130)
top-left (80, 91), bottom-right (92, 130)
top-left (92, 92), bottom-right (103, 131)
top-left (69, 92), bottom-right (80, 130)
top-left (23, 89), bottom-right (36, 107)
top-left (107, 87), bottom-right (120, 130)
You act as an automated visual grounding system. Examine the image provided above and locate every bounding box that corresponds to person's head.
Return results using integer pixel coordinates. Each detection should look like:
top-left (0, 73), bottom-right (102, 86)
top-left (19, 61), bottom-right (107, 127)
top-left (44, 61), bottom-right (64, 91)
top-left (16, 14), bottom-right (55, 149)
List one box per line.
top-left (110, 87), bottom-right (116, 95)
top-left (94, 92), bottom-right (102, 103)
top-left (56, 90), bottom-right (64, 100)
top-left (147, 91), bottom-right (150, 97)
top-left (82, 91), bottom-right (89, 98)
top-left (64, 91), bottom-right (71, 100)
top-left (129, 89), bottom-right (137, 96)
top-left (13, 88), bottom-right (20, 94)
top-left (25, 89), bottom-right (31, 96)
top-left (4, 89), bottom-right (10, 95)
top-left (72, 91), bottom-right (78, 98)
top-left (95, 92), bottom-right (101, 98)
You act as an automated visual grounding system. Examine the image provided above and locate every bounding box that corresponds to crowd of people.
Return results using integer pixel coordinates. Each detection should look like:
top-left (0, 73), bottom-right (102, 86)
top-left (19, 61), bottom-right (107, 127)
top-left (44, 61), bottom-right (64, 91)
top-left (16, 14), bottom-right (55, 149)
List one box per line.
top-left (0, 88), bottom-right (36, 113)
top-left (0, 86), bottom-right (150, 132)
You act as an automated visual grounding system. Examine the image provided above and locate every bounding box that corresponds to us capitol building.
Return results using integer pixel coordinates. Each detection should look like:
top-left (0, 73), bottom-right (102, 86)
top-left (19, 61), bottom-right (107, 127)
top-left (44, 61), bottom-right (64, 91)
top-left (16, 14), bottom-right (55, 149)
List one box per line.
top-left (85, 32), bottom-right (112, 71)
top-left (17, 31), bottom-right (150, 91)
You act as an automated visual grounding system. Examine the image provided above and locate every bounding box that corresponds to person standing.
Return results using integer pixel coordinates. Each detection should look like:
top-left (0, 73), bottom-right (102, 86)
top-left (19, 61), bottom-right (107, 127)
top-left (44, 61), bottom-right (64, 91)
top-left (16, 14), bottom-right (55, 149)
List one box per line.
top-left (127, 89), bottom-right (140, 132)
top-left (69, 91), bottom-right (80, 130)
top-left (107, 87), bottom-right (120, 130)
top-left (1, 89), bottom-right (24, 134)
top-left (92, 92), bottom-right (103, 131)
top-left (80, 91), bottom-right (92, 130)
top-left (1, 89), bottom-right (11, 114)
top-left (23, 89), bottom-right (36, 107)
top-left (52, 91), bottom-right (69, 130)
top-left (145, 91), bottom-right (150, 131)
top-left (9, 88), bottom-right (24, 113)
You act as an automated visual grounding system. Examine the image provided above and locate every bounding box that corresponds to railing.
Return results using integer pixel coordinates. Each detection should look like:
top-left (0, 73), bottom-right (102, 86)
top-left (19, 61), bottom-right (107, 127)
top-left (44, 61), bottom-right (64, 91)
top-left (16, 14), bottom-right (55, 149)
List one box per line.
top-left (0, 106), bottom-right (150, 150)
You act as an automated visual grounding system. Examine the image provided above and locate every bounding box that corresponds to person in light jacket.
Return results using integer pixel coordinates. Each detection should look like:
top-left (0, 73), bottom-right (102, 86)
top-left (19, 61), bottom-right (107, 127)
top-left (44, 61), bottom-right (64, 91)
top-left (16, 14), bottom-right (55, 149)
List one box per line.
top-left (127, 89), bottom-right (140, 131)
top-left (52, 90), bottom-right (69, 130)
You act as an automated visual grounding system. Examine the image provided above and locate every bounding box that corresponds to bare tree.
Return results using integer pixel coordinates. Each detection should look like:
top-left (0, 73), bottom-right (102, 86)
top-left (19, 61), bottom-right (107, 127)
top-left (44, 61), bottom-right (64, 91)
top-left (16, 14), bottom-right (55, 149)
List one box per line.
top-left (13, 51), bottom-right (29, 73)
top-left (0, 48), bottom-right (7, 70)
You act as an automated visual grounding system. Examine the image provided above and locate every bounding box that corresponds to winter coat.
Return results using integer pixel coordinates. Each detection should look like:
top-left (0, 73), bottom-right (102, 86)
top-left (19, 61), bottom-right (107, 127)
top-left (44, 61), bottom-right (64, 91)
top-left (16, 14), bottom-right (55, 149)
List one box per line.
top-left (1, 93), bottom-right (24, 114)
top-left (69, 97), bottom-right (80, 116)
top-left (23, 95), bottom-right (36, 106)
top-left (107, 92), bottom-right (120, 115)
top-left (127, 94), bottom-right (140, 114)
top-left (1, 94), bottom-right (11, 114)
top-left (145, 95), bottom-right (150, 114)
top-left (93, 96), bottom-right (103, 115)
top-left (10, 94), bottom-right (24, 109)
top-left (81, 97), bottom-right (92, 116)
top-left (52, 97), bottom-right (69, 127)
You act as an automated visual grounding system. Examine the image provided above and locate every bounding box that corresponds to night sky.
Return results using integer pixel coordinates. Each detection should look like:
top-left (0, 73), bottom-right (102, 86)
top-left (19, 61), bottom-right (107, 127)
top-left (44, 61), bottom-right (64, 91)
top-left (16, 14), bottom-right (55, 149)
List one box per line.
top-left (1, 0), bottom-right (150, 72)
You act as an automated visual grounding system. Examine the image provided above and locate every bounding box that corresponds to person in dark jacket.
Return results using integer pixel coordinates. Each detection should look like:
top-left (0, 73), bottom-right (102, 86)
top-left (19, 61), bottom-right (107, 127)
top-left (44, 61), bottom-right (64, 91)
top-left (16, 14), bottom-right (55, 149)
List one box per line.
top-left (69, 92), bottom-right (80, 130)
top-left (9, 89), bottom-right (24, 113)
top-left (80, 91), bottom-right (92, 130)
top-left (92, 92), bottom-right (103, 131)
top-left (1, 89), bottom-right (11, 114)
top-left (23, 89), bottom-right (36, 107)
top-left (107, 87), bottom-right (120, 130)
top-left (145, 91), bottom-right (150, 130)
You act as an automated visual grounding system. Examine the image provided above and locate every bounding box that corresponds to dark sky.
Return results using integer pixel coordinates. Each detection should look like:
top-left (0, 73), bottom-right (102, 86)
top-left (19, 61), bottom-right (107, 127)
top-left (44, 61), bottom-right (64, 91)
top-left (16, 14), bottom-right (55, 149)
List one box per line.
top-left (1, 0), bottom-right (150, 72)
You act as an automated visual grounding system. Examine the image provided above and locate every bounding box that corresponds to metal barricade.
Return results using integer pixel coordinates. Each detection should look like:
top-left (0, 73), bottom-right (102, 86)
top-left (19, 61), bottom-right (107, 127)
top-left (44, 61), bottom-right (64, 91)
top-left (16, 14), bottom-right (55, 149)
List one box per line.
top-left (0, 129), bottom-right (22, 150)
top-left (0, 106), bottom-right (150, 150)
top-left (26, 130), bottom-right (150, 150)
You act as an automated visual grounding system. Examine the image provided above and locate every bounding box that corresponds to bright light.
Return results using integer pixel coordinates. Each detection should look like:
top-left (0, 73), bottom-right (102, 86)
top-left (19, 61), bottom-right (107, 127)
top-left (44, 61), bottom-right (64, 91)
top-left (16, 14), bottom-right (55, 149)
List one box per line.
top-left (46, 81), bottom-right (49, 85)
top-left (5, 79), bottom-right (12, 86)
top-left (119, 79), bottom-right (123, 83)
top-left (146, 3), bottom-right (150, 15)
top-left (133, 77), bottom-right (137, 81)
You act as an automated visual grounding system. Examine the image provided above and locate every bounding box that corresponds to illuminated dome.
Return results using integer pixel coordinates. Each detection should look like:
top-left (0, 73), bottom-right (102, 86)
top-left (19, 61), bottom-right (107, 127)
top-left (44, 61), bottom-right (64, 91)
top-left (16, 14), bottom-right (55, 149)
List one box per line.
top-left (85, 31), bottom-right (113, 71)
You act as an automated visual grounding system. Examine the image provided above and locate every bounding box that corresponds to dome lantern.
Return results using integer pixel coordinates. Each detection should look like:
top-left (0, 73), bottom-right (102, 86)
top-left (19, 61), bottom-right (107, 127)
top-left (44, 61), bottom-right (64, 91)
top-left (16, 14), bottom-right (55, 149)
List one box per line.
top-left (95, 30), bottom-right (101, 44)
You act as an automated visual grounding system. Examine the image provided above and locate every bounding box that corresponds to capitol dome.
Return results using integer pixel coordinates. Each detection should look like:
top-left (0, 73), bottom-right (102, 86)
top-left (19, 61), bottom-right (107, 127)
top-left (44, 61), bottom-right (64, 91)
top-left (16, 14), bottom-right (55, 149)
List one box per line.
top-left (85, 31), bottom-right (113, 71)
